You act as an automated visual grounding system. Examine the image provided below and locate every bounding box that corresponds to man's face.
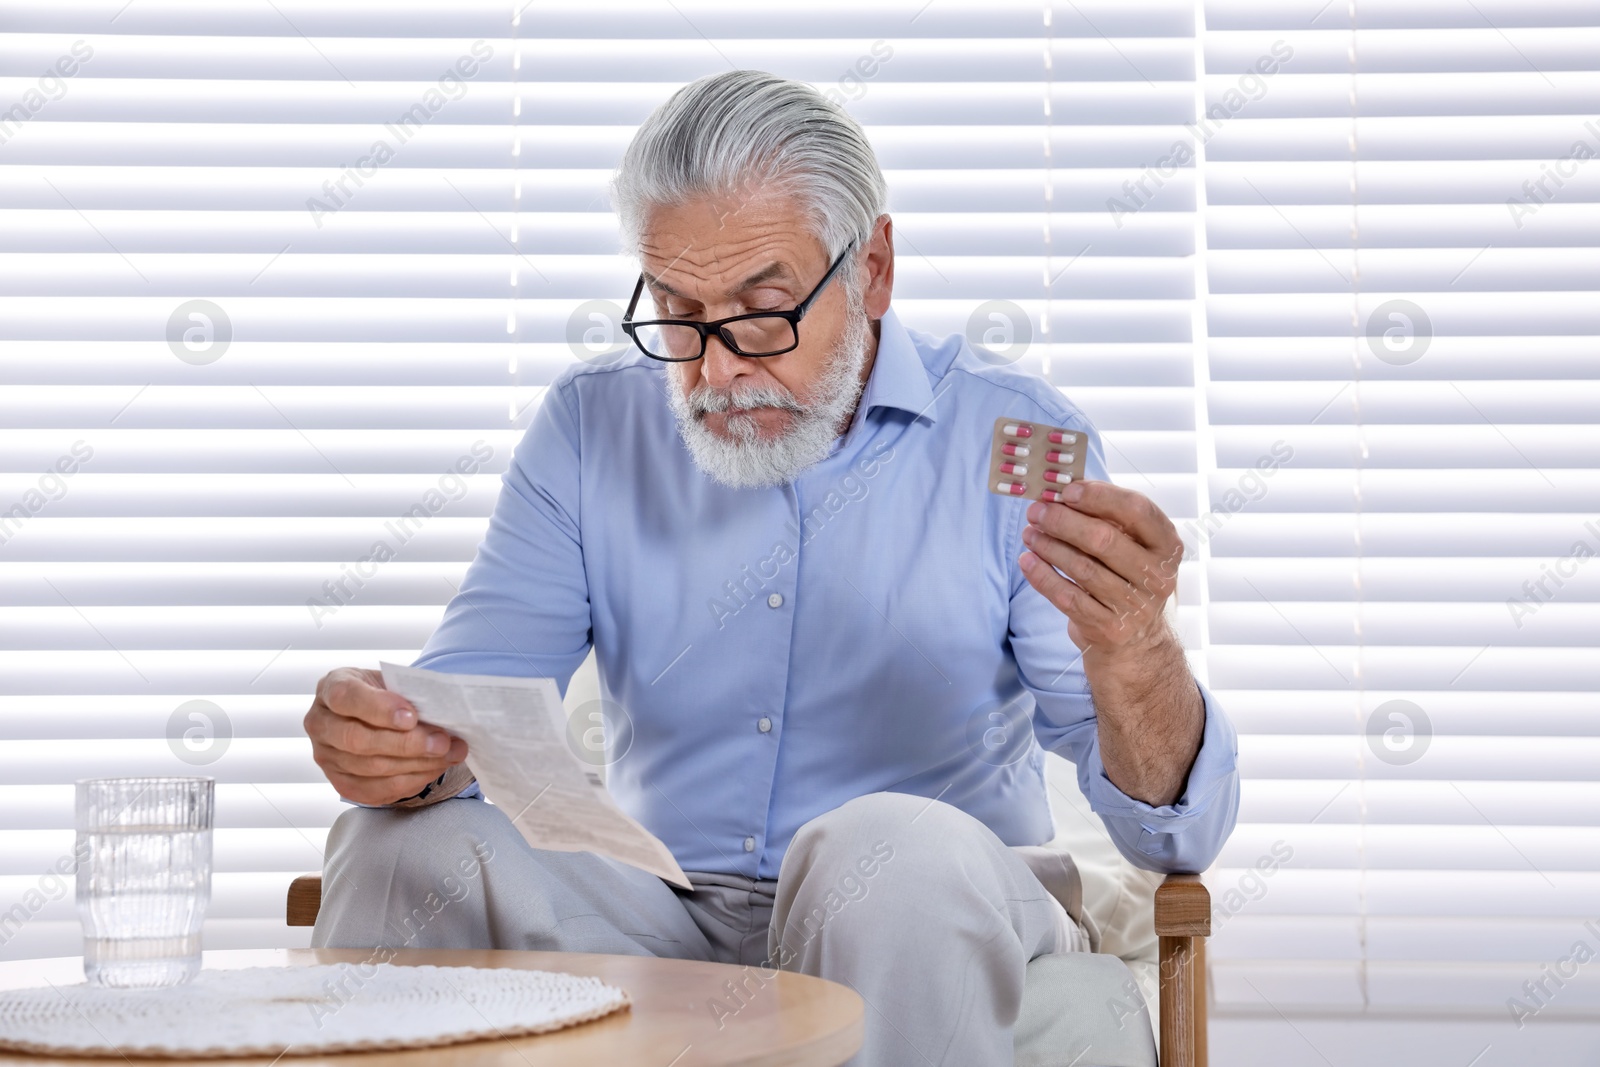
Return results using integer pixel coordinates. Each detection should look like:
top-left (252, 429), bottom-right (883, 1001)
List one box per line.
top-left (639, 192), bottom-right (863, 443)
top-left (636, 191), bottom-right (888, 489)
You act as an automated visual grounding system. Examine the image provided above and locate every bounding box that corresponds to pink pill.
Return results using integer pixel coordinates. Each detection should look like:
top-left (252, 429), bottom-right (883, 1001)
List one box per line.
top-left (999, 461), bottom-right (1028, 475)
top-left (1046, 450), bottom-right (1075, 464)
top-left (1044, 470), bottom-right (1073, 484)
top-left (1001, 443), bottom-right (1030, 457)
top-left (1003, 423), bottom-right (1033, 438)
top-left (1047, 430), bottom-right (1077, 445)
top-left (1041, 489), bottom-right (1065, 503)
top-left (995, 481), bottom-right (1026, 495)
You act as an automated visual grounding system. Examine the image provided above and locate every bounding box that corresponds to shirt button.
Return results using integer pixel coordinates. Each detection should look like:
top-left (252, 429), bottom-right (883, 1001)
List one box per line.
top-left (757, 716), bottom-right (772, 733)
top-left (743, 836), bottom-right (756, 852)
top-left (766, 592), bottom-right (784, 609)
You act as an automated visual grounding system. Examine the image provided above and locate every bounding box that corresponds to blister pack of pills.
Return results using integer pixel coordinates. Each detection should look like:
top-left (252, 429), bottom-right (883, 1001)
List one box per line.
top-left (986, 416), bottom-right (1087, 503)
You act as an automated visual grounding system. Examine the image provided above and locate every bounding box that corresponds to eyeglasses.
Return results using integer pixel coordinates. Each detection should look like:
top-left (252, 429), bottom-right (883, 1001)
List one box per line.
top-left (621, 237), bottom-right (859, 362)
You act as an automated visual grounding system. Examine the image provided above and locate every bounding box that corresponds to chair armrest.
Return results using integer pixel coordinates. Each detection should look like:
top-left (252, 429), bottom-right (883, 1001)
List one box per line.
top-left (1153, 874), bottom-right (1209, 1067)
top-left (287, 874), bottom-right (323, 927)
top-left (1154, 873), bottom-right (1210, 937)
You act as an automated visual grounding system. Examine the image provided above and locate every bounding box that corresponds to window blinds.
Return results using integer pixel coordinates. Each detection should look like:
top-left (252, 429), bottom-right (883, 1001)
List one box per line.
top-left (0, 0), bottom-right (1205, 962)
top-left (1201, 0), bottom-right (1600, 1018)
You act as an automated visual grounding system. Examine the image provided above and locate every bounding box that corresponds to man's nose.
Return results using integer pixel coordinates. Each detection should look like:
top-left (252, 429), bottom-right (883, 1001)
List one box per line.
top-left (698, 332), bottom-right (751, 391)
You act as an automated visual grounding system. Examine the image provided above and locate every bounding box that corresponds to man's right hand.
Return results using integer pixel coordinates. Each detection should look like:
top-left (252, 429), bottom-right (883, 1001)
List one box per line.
top-left (304, 666), bottom-right (469, 806)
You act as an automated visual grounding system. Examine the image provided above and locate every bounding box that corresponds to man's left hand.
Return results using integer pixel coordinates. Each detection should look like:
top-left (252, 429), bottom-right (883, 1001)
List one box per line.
top-left (1017, 478), bottom-right (1203, 807)
top-left (1017, 479), bottom-right (1183, 660)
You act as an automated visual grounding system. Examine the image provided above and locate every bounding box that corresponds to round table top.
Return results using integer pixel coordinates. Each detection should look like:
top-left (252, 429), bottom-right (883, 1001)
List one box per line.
top-left (0, 948), bottom-right (863, 1066)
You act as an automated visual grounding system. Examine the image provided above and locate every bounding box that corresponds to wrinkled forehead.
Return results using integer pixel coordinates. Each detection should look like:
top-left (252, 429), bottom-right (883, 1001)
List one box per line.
top-left (634, 191), bottom-right (827, 301)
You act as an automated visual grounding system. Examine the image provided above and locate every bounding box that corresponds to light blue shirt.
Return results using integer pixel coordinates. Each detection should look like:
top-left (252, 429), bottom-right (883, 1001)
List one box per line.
top-left (414, 306), bottom-right (1240, 879)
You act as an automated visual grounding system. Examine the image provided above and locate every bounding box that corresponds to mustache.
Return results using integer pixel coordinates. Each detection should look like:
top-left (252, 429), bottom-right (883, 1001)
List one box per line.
top-left (686, 380), bottom-right (805, 417)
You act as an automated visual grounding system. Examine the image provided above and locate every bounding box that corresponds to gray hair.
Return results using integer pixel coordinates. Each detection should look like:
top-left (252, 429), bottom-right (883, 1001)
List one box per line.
top-left (611, 70), bottom-right (887, 273)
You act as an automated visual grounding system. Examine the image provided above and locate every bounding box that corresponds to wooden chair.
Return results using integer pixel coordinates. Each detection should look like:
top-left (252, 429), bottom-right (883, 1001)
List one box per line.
top-left (287, 869), bottom-right (1210, 1067)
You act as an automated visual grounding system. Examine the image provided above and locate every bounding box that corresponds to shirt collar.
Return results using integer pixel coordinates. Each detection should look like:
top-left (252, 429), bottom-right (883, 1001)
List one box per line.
top-left (851, 305), bottom-right (938, 429)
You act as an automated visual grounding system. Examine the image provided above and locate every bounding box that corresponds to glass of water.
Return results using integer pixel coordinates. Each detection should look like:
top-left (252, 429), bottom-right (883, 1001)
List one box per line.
top-left (75, 777), bottom-right (213, 988)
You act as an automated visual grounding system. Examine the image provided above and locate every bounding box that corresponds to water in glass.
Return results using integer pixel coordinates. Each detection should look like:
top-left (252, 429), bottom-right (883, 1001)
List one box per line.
top-left (75, 777), bottom-right (213, 988)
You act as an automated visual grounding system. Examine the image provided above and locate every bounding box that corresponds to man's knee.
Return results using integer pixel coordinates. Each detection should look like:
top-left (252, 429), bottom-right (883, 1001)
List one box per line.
top-left (789, 791), bottom-right (990, 875)
top-left (315, 799), bottom-right (512, 950)
top-left (782, 791), bottom-right (1003, 919)
top-left (323, 799), bottom-right (505, 904)
top-left (774, 793), bottom-right (991, 968)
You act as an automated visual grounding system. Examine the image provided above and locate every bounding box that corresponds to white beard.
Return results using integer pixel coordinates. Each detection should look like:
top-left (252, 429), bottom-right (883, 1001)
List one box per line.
top-left (667, 302), bottom-right (872, 490)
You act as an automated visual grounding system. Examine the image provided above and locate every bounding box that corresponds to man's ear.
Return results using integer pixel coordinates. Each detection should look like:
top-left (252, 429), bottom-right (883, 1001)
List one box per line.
top-left (862, 213), bottom-right (894, 320)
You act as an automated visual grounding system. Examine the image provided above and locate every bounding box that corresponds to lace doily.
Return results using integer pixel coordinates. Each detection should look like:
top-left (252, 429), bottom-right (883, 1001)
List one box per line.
top-left (0, 964), bottom-right (630, 1058)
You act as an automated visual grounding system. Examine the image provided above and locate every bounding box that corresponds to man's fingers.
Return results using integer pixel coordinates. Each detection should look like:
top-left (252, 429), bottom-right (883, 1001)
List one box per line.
top-left (314, 709), bottom-right (454, 760)
top-left (1019, 551), bottom-right (1115, 630)
top-left (1022, 527), bottom-right (1131, 613)
top-left (1026, 502), bottom-right (1147, 583)
top-left (314, 746), bottom-right (461, 780)
top-left (303, 666), bottom-right (472, 806)
top-left (315, 667), bottom-right (417, 730)
top-left (1047, 480), bottom-right (1175, 551)
top-left (1021, 482), bottom-right (1185, 652)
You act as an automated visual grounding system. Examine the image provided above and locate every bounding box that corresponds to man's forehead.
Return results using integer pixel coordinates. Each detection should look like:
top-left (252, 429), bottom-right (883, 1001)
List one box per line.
top-left (633, 230), bottom-right (825, 300)
top-left (640, 254), bottom-right (799, 300)
top-left (634, 191), bottom-right (823, 298)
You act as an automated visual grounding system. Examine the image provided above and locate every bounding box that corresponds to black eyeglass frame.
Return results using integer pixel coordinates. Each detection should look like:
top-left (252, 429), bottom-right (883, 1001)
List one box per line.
top-left (620, 236), bottom-right (860, 362)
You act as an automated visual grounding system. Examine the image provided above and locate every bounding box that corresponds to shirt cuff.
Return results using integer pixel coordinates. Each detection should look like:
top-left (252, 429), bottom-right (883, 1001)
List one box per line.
top-left (1083, 678), bottom-right (1238, 838)
top-left (342, 766), bottom-right (481, 809)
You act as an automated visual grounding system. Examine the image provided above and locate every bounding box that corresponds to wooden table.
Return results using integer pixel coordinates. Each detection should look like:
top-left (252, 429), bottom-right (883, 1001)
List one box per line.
top-left (0, 948), bottom-right (863, 1066)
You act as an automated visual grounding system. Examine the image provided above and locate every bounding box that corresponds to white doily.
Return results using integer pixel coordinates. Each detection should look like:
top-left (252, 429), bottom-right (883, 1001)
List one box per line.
top-left (0, 964), bottom-right (630, 1058)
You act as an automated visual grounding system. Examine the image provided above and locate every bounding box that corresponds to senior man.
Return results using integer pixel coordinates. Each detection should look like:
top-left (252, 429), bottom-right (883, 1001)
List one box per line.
top-left (304, 70), bottom-right (1239, 1065)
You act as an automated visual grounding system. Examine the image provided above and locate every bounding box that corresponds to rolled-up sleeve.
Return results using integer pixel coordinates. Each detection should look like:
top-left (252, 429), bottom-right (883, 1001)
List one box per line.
top-left (1008, 406), bottom-right (1240, 873)
top-left (1062, 679), bottom-right (1239, 872)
